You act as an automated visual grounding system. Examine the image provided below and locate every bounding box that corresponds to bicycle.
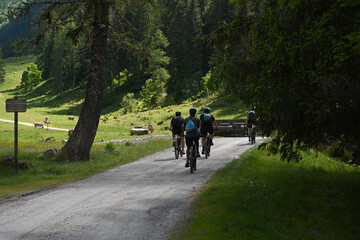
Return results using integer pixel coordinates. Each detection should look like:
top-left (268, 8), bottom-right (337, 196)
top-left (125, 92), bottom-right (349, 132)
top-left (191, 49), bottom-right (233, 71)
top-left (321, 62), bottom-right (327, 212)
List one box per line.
top-left (203, 133), bottom-right (211, 159)
top-left (173, 134), bottom-right (183, 159)
top-left (189, 139), bottom-right (198, 174)
top-left (250, 125), bottom-right (256, 144)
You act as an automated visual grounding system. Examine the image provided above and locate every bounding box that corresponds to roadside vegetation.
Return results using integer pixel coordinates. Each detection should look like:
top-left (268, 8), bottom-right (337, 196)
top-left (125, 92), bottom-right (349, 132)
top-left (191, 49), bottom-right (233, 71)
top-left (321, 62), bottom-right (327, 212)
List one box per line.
top-left (173, 148), bottom-right (360, 240)
top-left (0, 139), bottom-right (171, 198)
top-left (0, 55), bottom-right (246, 198)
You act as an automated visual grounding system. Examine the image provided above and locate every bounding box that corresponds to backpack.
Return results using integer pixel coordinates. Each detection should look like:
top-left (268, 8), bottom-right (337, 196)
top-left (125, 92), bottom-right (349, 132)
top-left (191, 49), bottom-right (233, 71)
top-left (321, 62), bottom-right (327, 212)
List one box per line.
top-left (203, 113), bottom-right (212, 122)
top-left (248, 111), bottom-right (255, 121)
top-left (185, 119), bottom-right (196, 132)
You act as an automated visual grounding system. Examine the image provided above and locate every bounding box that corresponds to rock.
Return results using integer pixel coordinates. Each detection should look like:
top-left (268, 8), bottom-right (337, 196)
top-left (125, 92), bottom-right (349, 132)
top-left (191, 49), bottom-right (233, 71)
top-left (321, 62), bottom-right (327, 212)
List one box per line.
top-left (44, 148), bottom-right (58, 155)
top-left (45, 137), bottom-right (54, 142)
top-left (3, 155), bottom-right (14, 165)
top-left (62, 139), bottom-right (67, 144)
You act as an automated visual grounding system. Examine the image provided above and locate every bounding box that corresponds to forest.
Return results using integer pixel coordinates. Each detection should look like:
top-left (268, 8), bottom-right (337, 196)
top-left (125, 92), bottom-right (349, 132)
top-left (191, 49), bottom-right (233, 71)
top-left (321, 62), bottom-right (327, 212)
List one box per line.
top-left (0, 0), bottom-right (360, 162)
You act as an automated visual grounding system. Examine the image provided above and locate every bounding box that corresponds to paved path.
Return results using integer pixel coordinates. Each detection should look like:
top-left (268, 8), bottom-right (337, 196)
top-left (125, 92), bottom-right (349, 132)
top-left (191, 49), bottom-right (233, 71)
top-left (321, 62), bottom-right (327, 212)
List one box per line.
top-left (0, 137), bottom-right (265, 240)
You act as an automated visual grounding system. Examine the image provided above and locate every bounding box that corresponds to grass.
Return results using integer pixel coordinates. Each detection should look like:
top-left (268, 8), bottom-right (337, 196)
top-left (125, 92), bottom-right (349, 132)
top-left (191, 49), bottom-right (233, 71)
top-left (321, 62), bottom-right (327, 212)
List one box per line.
top-left (0, 55), bottom-right (248, 198)
top-left (172, 149), bottom-right (360, 240)
top-left (0, 56), bottom-right (248, 143)
top-left (0, 139), bottom-right (171, 198)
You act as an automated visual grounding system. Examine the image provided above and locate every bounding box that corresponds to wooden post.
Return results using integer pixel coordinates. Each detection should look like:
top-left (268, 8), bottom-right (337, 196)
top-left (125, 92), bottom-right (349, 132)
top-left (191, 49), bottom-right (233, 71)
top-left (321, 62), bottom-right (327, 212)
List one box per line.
top-left (5, 96), bottom-right (27, 174)
top-left (14, 110), bottom-right (18, 173)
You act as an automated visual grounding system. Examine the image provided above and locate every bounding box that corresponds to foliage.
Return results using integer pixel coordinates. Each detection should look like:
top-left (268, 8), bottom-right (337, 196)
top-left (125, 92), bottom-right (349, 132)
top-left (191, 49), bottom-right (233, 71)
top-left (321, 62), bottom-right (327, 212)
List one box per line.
top-left (20, 62), bottom-right (42, 90)
top-left (121, 93), bottom-right (138, 113)
top-left (211, 0), bottom-right (360, 161)
top-left (181, 71), bottom-right (204, 100)
top-left (105, 142), bottom-right (115, 151)
top-left (140, 29), bottom-right (170, 108)
top-left (111, 69), bottom-right (132, 93)
top-left (203, 69), bottom-right (222, 94)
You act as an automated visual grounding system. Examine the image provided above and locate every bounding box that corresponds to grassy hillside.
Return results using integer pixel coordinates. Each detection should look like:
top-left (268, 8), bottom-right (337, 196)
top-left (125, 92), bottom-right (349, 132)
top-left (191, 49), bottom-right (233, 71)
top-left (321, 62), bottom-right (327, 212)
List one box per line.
top-left (0, 55), bottom-right (248, 143)
top-left (0, 55), bottom-right (247, 198)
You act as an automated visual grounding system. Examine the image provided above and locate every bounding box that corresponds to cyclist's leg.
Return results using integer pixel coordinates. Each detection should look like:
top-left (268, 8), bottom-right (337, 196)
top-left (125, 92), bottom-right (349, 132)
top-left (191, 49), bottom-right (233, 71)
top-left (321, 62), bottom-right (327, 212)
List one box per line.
top-left (180, 134), bottom-right (185, 153)
top-left (185, 136), bottom-right (192, 167)
top-left (208, 127), bottom-right (214, 145)
top-left (195, 136), bottom-right (200, 157)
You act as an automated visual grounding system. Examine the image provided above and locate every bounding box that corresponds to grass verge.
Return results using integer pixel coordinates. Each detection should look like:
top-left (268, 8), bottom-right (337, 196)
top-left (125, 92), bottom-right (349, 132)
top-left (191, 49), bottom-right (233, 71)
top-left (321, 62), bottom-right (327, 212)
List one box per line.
top-left (0, 139), bottom-right (171, 198)
top-left (173, 149), bottom-right (360, 240)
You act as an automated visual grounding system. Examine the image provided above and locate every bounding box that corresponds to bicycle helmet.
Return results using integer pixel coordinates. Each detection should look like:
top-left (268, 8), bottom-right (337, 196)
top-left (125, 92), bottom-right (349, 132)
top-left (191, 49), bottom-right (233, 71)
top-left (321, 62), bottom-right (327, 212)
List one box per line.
top-left (175, 111), bottom-right (181, 116)
top-left (204, 107), bottom-right (211, 113)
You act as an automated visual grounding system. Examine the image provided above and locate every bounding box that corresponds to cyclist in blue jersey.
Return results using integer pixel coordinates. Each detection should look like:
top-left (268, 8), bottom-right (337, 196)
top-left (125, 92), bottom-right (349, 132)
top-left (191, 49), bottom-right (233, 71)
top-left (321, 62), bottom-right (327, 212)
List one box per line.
top-left (183, 108), bottom-right (200, 167)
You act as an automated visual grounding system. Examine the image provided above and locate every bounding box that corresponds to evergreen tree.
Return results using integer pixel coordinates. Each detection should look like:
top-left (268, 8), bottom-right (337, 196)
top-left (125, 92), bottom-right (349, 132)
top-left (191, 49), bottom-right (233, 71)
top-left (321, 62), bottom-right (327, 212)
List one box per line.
top-left (164, 0), bottom-right (204, 101)
top-left (0, 49), bottom-right (5, 85)
top-left (50, 29), bottom-right (65, 96)
top-left (141, 29), bottom-right (170, 107)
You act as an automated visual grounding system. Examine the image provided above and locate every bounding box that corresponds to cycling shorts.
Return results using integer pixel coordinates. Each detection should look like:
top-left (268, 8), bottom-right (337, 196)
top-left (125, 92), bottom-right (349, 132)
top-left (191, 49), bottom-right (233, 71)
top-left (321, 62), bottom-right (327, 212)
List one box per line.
top-left (185, 136), bottom-right (199, 147)
top-left (172, 127), bottom-right (182, 136)
top-left (200, 126), bottom-right (214, 136)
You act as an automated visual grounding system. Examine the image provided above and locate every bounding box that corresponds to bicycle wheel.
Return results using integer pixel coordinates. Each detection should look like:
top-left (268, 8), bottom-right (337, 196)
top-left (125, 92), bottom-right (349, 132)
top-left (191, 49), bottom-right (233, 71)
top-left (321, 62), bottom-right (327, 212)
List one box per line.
top-left (251, 130), bottom-right (255, 144)
top-left (189, 146), bottom-right (195, 174)
top-left (204, 138), bottom-right (209, 159)
top-left (175, 144), bottom-right (179, 159)
top-left (178, 137), bottom-right (183, 157)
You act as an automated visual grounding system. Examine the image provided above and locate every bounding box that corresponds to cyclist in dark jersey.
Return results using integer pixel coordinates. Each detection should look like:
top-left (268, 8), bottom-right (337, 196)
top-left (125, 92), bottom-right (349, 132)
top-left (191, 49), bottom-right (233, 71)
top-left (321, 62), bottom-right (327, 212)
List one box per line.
top-left (183, 108), bottom-right (200, 167)
top-left (200, 107), bottom-right (218, 154)
top-left (246, 107), bottom-right (256, 141)
top-left (170, 111), bottom-right (185, 154)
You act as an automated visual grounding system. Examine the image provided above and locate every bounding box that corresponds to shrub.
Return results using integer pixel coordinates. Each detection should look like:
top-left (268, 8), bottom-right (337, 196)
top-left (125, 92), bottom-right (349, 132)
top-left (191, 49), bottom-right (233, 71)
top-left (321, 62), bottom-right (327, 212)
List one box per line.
top-left (105, 142), bottom-right (115, 151)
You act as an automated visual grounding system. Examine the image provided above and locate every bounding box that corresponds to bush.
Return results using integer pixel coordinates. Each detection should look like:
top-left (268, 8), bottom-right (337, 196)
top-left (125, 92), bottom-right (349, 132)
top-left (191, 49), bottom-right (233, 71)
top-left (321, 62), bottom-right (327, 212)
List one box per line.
top-left (326, 141), bottom-right (353, 163)
top-left (105, 142), bottom-right (115, 151)
top-left (125, 141), bottom-right (133, 146)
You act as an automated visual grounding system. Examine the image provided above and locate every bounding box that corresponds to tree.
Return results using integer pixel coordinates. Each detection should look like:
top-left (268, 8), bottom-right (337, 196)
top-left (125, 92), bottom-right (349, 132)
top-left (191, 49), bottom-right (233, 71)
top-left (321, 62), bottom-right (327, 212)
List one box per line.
top-left (211, 0), bottom-right (360, 161)
top-left (50, 29), bottom-right (65, 96)
top-left (140, 29), bottom-right (170, 107)
top-left (20, 63), bottom-right (42, 90)
top-left (164, 0), bottom-right (204, 101)
top-left (0, 49), bottom-right (4, 85)
top-left (10, 0), bottom-right (156, 161)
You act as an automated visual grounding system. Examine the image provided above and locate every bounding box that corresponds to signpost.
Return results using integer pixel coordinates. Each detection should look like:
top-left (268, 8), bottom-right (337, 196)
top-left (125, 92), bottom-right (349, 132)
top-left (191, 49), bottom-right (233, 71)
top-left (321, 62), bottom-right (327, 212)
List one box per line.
top-left (5, 97), bottom-right (27, 173)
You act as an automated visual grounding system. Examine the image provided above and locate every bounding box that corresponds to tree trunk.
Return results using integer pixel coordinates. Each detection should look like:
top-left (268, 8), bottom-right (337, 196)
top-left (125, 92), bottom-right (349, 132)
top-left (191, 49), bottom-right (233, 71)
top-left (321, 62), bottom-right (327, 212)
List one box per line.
top-left (61, 1), bottom-right (109, 161)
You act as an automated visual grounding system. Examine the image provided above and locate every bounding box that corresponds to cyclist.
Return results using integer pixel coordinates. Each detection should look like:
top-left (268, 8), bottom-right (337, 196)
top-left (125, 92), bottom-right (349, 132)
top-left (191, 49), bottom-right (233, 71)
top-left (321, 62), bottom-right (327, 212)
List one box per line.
top-left (200, 107), bottom-right (218, 154)
top-left (246, 106), bottom-right (256, 141)
top-left (170, 110), bottom-right (185, 154)
top-left (183, 108), bottom-right (200, 168)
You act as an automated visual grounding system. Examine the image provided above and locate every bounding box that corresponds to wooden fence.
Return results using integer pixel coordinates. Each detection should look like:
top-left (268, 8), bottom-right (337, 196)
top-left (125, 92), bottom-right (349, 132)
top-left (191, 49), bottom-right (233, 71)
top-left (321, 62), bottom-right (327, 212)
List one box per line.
top-left (215, 119), bottom-right (248, 137)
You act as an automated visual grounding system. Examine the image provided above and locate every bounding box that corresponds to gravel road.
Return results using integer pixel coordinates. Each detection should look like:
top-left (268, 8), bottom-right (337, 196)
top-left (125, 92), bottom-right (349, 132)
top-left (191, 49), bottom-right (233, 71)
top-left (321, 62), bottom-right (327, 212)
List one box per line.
top-left (0, 137), bottom-right (265, 240)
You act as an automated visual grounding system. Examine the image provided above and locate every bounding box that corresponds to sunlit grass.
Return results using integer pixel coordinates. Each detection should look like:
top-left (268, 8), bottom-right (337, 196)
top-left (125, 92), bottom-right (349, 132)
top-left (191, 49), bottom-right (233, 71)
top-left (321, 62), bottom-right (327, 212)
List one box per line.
top-left (173, 149), bottom-right (360, 240)
top-left (0, 139), bottom-right (171, 198)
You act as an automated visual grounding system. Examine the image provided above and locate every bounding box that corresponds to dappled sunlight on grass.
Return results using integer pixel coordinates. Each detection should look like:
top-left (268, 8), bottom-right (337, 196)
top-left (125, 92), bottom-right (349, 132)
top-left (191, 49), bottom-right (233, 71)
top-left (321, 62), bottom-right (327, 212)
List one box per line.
top-left (173, 149), bottom-right (360, 240)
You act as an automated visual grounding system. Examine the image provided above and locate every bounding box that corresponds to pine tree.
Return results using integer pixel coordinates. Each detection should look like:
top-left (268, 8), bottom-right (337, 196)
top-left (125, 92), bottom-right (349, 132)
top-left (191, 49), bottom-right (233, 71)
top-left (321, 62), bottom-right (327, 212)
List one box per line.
top-left (0, 48), bottom-right (5, 85)
top-left (50, 29), bottom-right (65, 96)
top-left (141, 29), bottom-right (170, 107)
